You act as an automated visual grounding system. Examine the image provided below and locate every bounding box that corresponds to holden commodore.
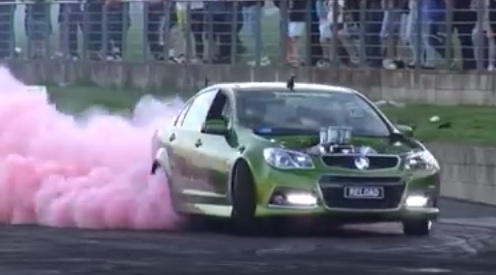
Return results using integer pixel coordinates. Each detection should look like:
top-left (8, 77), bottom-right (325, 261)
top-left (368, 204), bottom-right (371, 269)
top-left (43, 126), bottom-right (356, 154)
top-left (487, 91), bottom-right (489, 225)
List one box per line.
top-left (151, 80), bottom-right (440, 236)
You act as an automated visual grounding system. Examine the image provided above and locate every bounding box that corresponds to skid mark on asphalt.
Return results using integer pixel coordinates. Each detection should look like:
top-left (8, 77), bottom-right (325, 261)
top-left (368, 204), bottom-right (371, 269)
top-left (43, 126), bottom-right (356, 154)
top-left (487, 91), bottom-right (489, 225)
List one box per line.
top-left (0, 217), bottom-right (496, 274)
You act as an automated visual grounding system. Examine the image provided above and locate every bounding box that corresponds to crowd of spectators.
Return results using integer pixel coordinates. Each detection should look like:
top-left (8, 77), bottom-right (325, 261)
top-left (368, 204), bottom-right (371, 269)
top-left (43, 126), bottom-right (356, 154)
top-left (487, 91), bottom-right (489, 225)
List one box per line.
top-left (0, 0), bottom-right (494, 71)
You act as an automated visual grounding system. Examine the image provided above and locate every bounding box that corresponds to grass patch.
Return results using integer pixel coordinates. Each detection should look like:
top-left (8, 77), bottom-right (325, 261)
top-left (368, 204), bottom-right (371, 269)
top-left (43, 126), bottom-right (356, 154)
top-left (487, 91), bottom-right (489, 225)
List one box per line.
top-left (46, 85), bottom-right (496, 147)
top-left (383, 104), bottom-right (496, 146)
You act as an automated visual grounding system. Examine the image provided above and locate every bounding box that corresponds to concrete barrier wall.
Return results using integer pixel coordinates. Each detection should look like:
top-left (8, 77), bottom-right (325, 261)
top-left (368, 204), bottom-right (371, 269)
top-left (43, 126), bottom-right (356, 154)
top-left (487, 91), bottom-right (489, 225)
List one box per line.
top-left (8, 61), bottom-right (496, 105)
top-left (5, 61), bottom-right (496, 205)
top-left (428, 144), bottom-right (496, 206)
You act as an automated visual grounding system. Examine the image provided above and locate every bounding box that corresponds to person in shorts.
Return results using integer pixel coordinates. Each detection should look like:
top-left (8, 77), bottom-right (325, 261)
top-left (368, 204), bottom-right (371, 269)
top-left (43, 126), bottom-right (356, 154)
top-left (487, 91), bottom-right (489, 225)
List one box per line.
top-left (337, 0), bottom-right (360, 66)
top-left (316, 0), bottom-right (331, 65)
top-left (287, 0), bottom-right (306, 65)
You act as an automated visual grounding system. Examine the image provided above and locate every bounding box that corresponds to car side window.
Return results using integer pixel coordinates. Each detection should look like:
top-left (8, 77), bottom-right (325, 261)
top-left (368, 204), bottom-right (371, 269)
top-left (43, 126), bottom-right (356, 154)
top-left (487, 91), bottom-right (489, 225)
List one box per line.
top-left (206, 91), bottom-right (233, 123)
top-left (181, 90), bottom-right (218, 131)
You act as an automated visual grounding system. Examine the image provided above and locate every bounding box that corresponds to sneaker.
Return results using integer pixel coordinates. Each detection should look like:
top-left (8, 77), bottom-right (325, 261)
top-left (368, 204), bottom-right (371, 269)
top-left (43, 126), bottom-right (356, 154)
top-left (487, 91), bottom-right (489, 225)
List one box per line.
top-left (382, 58), bottom-right (397, 69)
top-left (316, 59), bottom-right (331, 68)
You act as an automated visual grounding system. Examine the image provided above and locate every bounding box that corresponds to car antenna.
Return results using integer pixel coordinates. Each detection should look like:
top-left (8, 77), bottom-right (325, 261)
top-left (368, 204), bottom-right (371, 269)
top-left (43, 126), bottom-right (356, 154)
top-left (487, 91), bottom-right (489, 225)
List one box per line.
top-left (286, 75), bottom-right (295, 91)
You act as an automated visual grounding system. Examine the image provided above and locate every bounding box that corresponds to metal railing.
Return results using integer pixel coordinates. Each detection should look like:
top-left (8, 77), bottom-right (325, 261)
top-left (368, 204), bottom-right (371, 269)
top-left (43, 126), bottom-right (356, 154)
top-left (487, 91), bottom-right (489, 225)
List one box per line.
top-left (0, 0), bottom-right (494, 71)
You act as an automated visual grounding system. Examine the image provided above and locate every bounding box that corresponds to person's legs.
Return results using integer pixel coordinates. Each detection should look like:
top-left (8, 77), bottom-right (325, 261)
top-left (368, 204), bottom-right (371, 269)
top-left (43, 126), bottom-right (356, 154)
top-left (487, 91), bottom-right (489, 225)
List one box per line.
top-left (286, 22), bottom-right (304, 65)
top-left (0, 4), bottom-right (14, 59)
top-left (190, 8), bottom-right (205, 61)
top-left (215, 12), bottom-right (233, 63)
top-left (235, 2), bottom-right (245, 55)
top-left (243, 4), bottom-right (269, 65)
top-left (489, 3), bottom-right (496, 70)
top-left (68, 6), bottom-right (81, 59)
top-left (87, 2), bottom-right (103, 59)
top-left (455, 22), bottom-right (477, 70)
top-left (380, 10), bottom-right (396, 68)
top-left (338, 23), bottom-right (360, 65)
top-left (365, 8), bottom-right (383, 67)
top-left (421, 20), bottom-right (438, 68)
top-left (318, 20), bottom-right (331, 62)
top-left (107, 4), bottom-right (124, 59)
top-left (405, 4), bottom-right (421, 66)
top-left (146, 4), bottom-right (163, 60)
top-left (472, 22), bottom-right (489, 69)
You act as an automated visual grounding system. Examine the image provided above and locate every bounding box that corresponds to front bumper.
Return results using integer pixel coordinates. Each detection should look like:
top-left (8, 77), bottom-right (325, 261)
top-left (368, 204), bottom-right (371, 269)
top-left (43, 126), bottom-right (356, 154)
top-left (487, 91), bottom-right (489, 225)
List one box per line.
top-left (253, 167), bottom-right (440, 223)
top-left (255, 204), bottom-right (439, 223)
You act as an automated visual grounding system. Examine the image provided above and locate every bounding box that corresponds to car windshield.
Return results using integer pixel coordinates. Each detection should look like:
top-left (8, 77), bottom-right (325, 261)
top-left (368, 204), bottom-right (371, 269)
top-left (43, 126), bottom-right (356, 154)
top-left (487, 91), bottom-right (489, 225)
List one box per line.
top-left (235, 89), bottom-right (390, 137)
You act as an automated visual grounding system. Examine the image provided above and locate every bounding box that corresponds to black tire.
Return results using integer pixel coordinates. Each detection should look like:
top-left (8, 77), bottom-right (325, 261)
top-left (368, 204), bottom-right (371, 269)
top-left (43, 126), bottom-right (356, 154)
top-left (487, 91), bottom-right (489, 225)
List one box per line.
top-left (402, 219), bottom-right (433, 236)
top-left (230, 161), bottom-right (258, 236)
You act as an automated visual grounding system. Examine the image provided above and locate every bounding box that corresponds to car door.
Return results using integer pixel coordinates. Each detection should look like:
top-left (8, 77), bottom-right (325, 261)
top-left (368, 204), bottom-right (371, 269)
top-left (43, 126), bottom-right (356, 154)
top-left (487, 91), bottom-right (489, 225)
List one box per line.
top-left (171, 88), bottom-right (219, 198)
top-left (192, 91), bottom-right (240, 205)
top-left (159, 99), bottom-right (193, 191)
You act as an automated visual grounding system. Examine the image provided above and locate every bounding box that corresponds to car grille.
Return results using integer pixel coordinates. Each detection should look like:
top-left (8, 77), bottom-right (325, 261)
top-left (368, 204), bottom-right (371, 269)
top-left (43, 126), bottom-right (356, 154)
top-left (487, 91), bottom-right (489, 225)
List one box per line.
top-left (321, 155), bottom-right (399, 170)
top-left (319, 176), bottom-right (405, 210)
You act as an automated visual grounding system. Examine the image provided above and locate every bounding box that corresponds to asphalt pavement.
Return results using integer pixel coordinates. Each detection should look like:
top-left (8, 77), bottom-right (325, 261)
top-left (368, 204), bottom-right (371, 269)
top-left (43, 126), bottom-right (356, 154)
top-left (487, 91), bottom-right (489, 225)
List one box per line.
top-left (0, 198), bottom-right (495, 275)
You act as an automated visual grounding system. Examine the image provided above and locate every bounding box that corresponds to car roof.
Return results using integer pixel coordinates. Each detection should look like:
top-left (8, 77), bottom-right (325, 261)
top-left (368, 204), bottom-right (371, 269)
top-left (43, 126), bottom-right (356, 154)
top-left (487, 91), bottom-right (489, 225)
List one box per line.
top-left (207, 82), bottom-right (357, 94)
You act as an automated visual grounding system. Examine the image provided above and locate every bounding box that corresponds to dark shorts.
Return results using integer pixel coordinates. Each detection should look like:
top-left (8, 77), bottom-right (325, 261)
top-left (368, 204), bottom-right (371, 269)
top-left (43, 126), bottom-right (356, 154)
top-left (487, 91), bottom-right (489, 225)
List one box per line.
top-left (58, 4), bottom-right (82, 23)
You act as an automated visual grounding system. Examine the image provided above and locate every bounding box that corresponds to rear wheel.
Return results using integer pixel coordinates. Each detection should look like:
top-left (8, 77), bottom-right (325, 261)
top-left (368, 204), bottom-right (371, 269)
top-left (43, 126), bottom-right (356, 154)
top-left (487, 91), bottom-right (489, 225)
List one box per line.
top-left (230, 161), bottom-right (259, 236)
top-left (402, 219), bottom-right (433, 236)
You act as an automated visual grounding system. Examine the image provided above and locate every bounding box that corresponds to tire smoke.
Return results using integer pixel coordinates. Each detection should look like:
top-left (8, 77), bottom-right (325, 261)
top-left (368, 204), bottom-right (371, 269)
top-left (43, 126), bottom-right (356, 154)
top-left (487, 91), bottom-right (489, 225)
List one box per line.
top-left (0, 67), bottom-right (184, 230)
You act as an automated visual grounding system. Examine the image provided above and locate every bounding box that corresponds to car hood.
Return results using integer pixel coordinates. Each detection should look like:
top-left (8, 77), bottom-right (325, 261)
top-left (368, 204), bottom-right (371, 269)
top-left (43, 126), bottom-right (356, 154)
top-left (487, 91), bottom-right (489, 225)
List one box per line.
top-left (254, 133), bottom-right (420, 155)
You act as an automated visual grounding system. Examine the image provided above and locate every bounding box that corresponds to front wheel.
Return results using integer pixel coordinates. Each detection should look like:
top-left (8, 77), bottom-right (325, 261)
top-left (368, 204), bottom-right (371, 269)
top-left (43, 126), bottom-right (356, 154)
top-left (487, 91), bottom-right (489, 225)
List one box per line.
top-left (230, 162), bottom-right (259, 236)
top-left (402, 219), bottom-right (433, 236)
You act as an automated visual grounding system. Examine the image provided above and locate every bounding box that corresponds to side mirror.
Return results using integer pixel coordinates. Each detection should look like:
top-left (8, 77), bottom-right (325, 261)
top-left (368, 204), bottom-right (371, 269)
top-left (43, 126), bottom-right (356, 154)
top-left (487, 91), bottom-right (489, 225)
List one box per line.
top-left (396, 124), bottom-right (414, 137)
top-left (201, 119), bottom-right (229, 136)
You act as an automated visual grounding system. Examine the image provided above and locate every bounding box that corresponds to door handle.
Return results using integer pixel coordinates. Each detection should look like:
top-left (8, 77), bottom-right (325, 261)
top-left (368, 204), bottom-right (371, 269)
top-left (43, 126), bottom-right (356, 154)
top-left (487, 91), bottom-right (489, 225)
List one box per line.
top-left (169, 133), bottom-right (176, 142)
top-left (195, 139), bottom-right (202, 147)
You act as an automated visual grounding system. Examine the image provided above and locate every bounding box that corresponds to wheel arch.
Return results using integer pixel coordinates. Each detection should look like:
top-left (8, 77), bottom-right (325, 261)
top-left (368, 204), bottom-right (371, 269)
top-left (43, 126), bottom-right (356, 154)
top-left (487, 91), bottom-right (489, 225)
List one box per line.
top-left (227, 157), bottom-right (256, 204)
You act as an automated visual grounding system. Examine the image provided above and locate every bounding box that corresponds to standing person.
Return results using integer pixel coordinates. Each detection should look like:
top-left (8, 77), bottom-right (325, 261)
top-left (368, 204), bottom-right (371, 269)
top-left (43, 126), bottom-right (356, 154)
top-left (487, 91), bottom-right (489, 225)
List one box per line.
top-left (183, 0), bottom-right (205, 62)
top-left (0, 0), bottom-right (16, 59)
top-left (422, 0), bottom-right (446, 69)
top-left (105, 0), bottom-right (129, 60)
top-left (25, 0), bottom-right (51, 59)
top-left (86, 0), bottom-right (104, 60)
top-left (316, 0), bottom-right (331, 65)
top-left (364, 0), bottom-right (383, 68)
top-left (145, 0), bottom-right (177, 61)
top-left (472, 0), bottom-right (491, 70)
top-left (488, 0), bottom-right (496, 70)
top-left (58, 0), bottom-right (83, 60)
top-left (286, 0), bottom-right (307, 65)
top-left (380, 0), bottom-right (407, 69)
top-left (446, 0), bottom-right (476, 70)
top-left (337, 0), bottom-right (360, 66)
top-left (404, 0), bottom-right (443, 69)
top-left (309, 0), bottom-right (323, 65)
top-left (316, 0), bottom-right (352, 67)
top-left (242, 0), bottom-right (270, 66)
top-left (146, 0), bottom-right (166, 60)
top-left (205, 0), bottom-right (233, 64)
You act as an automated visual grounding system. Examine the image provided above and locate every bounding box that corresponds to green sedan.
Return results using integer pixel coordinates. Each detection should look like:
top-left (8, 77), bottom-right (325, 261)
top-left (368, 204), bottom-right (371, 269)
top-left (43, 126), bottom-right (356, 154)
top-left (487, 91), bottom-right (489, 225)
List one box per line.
top-left (151, 81), bottom-right (440, 236)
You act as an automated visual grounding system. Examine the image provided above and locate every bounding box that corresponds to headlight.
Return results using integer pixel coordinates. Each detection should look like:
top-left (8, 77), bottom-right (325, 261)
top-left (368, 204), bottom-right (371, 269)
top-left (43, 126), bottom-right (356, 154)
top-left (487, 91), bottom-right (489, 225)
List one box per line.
top-left (263, 148), bottom-right (314, 169)
top-left (404, 150), bottom-right (439, 171)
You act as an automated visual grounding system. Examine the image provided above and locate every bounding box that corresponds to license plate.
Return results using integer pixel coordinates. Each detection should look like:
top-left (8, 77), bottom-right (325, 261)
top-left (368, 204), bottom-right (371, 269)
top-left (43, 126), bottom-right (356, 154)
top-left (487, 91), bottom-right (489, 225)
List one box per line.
top-left (344, 186), bottom-right (384, 199)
